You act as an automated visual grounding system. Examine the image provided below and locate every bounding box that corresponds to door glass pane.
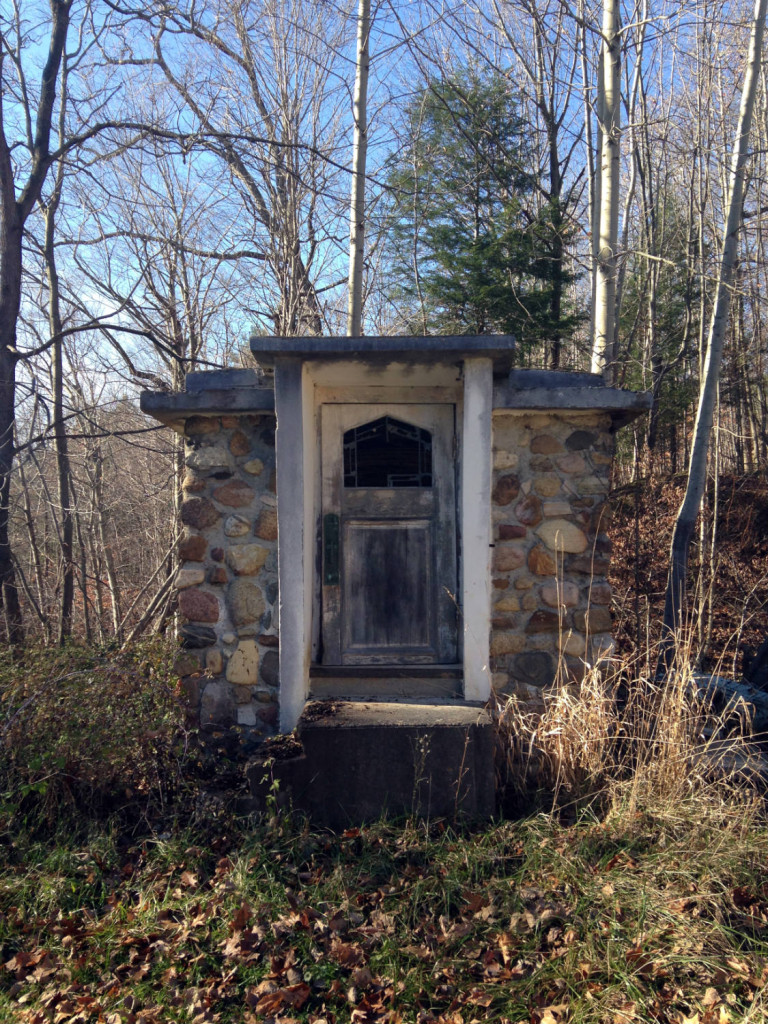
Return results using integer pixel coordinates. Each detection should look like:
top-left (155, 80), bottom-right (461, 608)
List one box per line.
top-left (343, 416), bottom-right (432, 487)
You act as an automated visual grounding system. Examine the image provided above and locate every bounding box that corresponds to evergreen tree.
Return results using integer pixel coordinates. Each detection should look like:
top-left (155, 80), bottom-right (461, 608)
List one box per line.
top-left (382, 70), bottom-right (580, 350)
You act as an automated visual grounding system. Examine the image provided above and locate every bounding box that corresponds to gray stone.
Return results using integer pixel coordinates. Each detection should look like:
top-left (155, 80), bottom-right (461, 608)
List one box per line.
top-left (185, 443), bottom-right (232, 473)
top-left (512, 651), bottom-right (555, 688)
top-left (180, 497), bottom-right (221, 530)
top-left (261, 649), bottom-right (279, 687)
top-left (175, 567), bottom-right (205, 589)
top-left (224, 514), bottom-right (251, 538)
top-left (227, 579), bottom-right (266, 625)
top-left (179, 624), bottom-right (217, 649)
top-left (227, 543), bottom-right (269, 576)
top-left (200, 680), bottom-right (236, 727)
top-left (565, 430), bottom-right (597, 451)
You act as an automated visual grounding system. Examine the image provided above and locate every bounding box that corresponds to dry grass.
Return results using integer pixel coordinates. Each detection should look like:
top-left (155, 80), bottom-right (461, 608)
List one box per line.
top-left (496, 638), bottom-right (767, 823)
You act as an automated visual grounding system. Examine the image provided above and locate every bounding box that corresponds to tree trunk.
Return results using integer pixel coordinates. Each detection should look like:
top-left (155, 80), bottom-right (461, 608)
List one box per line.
top-left (662, 0), bottom-right (767, 650)
top-left (590, 0), bottom-right (621, 383)
top-left (347, 0), bottom-right (371, 338)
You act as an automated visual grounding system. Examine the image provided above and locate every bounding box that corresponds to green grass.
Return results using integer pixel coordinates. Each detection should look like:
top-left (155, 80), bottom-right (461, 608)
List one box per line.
top-left (1, 801), bottom-right (767, 1024)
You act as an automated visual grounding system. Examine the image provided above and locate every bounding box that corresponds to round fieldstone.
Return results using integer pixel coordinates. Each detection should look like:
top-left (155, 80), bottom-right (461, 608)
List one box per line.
top-left (229, 430), bottom-right (251, 456)
top-left (175, 567), bottom-right (205, 590)
top-left (573, 606), bottom-right (612, 633)
top-left (227, 544), bottom-right (269, 576)
top-left (178, 588), bottom-right (220, 623)
top-left (565, 430), bottom-right (597, 451)
top-left (532, 475), bottom-right (561, 497)
top-left (490, 632), bottom-right (526, 656)
top-left (180, 497), bottom-right (220, 530)
top-left (261, 649), bottom-right (279, 687)
top-left (179, 624), bottom-right (217, 649)
top-left (541, 581), bottom-right (579, 608)
top-left (525, 610), bottom-right (561, 634)
top-left (499, 524), bottom-right (526, 540)
top-left (178, 534), bottom-right (208, 561)
top-left (588, 583), bottom-right (612, 605)
top-left (568, 554), bottom-right (610, 575)
top-left (185, 443), bottom-right (232, 474)
top-left (173, 652), bottom-right (201, 677)
top-left (493, 545), bottom-right (525, 572)
top-left (209, 567), bottom-right (228, 585)
top-left (557, 453), bottom-right (587, 474)
top-left (243, 458), bottom-right (264, 476)
top-left (515, 494), bottom-right (543, 527)
top-left (213, 480), bottom-right (255, 508)
top-left (529, 456), bottom-right (554, 471)
top-left (492, 474), bottom-right (520, 506)
top-left (535, 519), bottom-right (588, 553)
top-left (226, 640), bottom-right (259, 685)
top-left (512, 651), bottom-right (555, 688)
top-left (530, 434), bottom-right (563, 455)
top-left (227, 579), bottom-right (266, 625)
top-left (258, 704), bottom-right (278, 727)
top-left (254, 508), bottom-right (278, 542)
top-left (211, 547), bottom-right (225, 562)
top-left (200, 680), bottom-right (236, 727)
top-left (185, 415), bottom-right (219, 436)
top-left (224, 514), bottom-right (251, 537)
top-left (205, 649), bottom-right (224, 674)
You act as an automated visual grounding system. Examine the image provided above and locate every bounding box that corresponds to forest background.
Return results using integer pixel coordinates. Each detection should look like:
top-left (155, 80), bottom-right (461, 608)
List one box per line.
top-left (1, 0), bottom-right (767, 663)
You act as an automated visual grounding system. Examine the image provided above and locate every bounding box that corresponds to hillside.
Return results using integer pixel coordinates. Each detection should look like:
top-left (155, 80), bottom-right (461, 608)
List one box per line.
top-left (609, 474), bottom-right (768, 673)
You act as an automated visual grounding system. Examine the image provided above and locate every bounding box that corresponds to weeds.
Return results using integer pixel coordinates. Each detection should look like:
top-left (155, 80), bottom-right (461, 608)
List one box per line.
top-left (0, 639), bottom-right (193, 840)
top-left (496, 636), bottom-right (767, 824)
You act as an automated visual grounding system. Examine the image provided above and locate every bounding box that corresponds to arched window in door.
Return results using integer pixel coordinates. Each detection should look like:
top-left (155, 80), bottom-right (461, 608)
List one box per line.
top-left (343, 416), bottom-right (432, 487)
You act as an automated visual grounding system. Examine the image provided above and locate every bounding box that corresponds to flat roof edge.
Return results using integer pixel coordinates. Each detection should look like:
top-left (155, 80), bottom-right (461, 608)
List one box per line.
top-left (140, 388), bottom-right (275, 430)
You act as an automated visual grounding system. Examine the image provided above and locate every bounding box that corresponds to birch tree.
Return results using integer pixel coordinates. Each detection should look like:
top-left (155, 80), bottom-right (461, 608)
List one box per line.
top-left (590, 0), bottom-right (622, 382)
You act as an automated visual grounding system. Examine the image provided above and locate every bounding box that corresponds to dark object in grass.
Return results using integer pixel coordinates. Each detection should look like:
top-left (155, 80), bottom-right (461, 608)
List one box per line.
top-left (743, 638), bottom-right (768, 691)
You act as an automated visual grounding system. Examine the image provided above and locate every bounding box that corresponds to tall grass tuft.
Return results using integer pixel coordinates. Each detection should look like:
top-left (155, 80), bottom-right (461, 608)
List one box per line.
top-left (496, 636), bottom-right (767, 824)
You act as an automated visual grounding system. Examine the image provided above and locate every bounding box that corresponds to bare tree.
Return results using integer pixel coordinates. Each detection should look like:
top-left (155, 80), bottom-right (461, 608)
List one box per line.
top-left (662, 0), bottom-right (768, 648)
top-left (347, 0), bottom-right (371, 337)
top-left (590, 0), bottom-right (622, 381)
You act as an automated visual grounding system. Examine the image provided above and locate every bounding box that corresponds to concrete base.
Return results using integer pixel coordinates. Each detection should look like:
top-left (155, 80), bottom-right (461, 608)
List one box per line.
top-left (246, 700), bottom-right (496, 829)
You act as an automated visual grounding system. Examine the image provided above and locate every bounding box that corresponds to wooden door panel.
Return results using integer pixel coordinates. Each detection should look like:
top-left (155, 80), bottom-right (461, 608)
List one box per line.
top-left (343, 521), bottom-right (433, 656)
top-left (321, 403), bottom-right (457, 667)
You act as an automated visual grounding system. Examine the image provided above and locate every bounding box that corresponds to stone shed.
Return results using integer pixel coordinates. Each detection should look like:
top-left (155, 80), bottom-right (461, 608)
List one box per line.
top-left (142, 336), bottom-right (649, 820)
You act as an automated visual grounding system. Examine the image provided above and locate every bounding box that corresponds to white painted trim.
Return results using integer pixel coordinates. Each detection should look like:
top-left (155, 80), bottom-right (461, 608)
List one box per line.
top-left (275, 358), bottom-right (315, 732)
top-left (461, 358), bottom-right (493, 701)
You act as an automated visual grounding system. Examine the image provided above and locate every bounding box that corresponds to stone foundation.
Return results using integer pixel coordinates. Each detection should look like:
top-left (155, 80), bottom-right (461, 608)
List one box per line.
top-left (490, 410), bottom-right (615, 701)
top-left (174, 413), bottom-right (279, 743)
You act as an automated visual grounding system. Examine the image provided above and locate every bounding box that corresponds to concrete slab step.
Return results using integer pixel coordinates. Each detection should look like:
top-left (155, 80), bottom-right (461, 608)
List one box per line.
top-left (246, 699), bottom-right (496, 829)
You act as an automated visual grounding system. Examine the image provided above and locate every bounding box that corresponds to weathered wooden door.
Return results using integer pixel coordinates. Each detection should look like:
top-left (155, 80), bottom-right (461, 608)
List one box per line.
top-left (321, 404), bottom-right (458, 666)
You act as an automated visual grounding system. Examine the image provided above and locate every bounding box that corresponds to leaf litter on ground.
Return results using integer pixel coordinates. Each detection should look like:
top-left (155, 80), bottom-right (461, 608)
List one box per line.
top-left (1, 802), bottom-right (768, 1024)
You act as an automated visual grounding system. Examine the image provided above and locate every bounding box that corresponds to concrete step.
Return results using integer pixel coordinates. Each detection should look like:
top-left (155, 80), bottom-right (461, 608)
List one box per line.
top-left (246, 699), bottom-right (496, 829)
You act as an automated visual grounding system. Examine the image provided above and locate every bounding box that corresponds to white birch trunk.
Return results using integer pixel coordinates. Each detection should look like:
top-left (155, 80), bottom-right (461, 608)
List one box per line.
top-left (347, 0), bottom-right (371, 338)
top-left (662, 0), bottom-right (768, 645)
top-left (590, 0), bottom-right (621, 382)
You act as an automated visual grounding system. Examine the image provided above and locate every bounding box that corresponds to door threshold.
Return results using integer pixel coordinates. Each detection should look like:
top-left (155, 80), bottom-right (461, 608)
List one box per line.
top-left (311, 664), bottom-right (462, 678)
top-left (309, 664), bottom-right (463, 700)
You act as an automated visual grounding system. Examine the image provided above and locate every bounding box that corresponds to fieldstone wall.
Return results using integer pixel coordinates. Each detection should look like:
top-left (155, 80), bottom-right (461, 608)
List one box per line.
top-left (490, 410), bottom-right (615, 702)
top-left (174, 413), bottom-right (279, 745)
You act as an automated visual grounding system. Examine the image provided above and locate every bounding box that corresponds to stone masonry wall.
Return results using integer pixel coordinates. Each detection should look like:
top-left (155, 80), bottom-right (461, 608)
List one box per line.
top-left (490, 410), bottom-right (615, 702)
top-left (174, 413), bottom-right (278, 745)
